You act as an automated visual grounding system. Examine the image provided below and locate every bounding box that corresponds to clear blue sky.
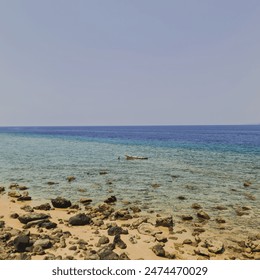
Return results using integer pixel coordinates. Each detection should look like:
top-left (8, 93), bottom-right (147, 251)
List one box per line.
top-left (0, 0), bottom-right (259, 125)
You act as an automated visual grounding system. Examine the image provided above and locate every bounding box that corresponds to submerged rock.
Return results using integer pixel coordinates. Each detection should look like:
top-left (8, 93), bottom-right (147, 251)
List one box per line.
top-left (104, 196), bottom-right (117, 204)
top-left (197, 210), bottom-right (210, 220)
top-left (51, 197), bottom-right (72, 208)
top-left (67, 176), bottom-right (76, 182)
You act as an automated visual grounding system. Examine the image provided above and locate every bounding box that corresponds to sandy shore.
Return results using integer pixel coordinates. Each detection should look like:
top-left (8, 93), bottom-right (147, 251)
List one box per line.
top-left (0, 183), bottom-right (259, 260)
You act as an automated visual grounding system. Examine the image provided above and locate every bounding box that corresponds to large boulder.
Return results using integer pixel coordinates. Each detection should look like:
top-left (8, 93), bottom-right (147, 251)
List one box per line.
top-left (68, 213), bottom-right (91, 226)
top-left (51, 197), bottom-right (72, 208)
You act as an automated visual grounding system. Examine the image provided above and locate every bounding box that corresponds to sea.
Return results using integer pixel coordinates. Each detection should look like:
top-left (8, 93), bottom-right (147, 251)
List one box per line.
top-left (0, 125), bottom-right (259, 232)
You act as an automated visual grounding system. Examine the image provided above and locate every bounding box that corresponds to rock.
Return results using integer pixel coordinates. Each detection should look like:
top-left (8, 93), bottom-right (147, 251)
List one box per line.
top-left (24, 218), bottom-right (50, 228)
top-left (67, 176), bottom-right (76, 182)
top-left (131, 217), bottom-right (148, 229)
top-left (40, 221), bottom-right (57, 229)
top-left (79, 198), bottom-right (92, 205)
top-left (177, 196), bottom-right (186, 200)
top-left (155, 233), bottom-right (168, 243)
top-left (8, 191), bottom-right (21, 198)
top-left (113, 234), bottom-right (127, 249)
top-left (155, 216), bottom-right (174, 228)
top-left (130, 206), bottom-right (141, 213)
top-left (244, 193), bottom-right (256, 201)
top-left (33, 245), bottom-right (45, 255)
top-left (68, 213), bottom-right (91, 226)
top-left (34, 203), bottom-right (52, 211)
top-left (98, 236), bottom-right (110, 245)
top-left (181, 215), bottom-right (193, 221)
top-left (151, 184), bottom-right (160, 188)
top-left (205, 238), bottom-right (224, 254)
top-left (152, 244), bottom-right (165, 257)
top-left (216, 217), bottom-right (226, 223)
top-left (104, 196), bottom-right (117, 204)
top-left (113, 209), bottom-right (132, 220)
top-left (138, 223), bottom-right (162, 236)
top-left (183, 239), bottom-right (193, 245)
top-left (0, 186), bottom-right (5, 193)
top-left (17, 196), bottom-right (32, 201)
top-left (192, 203), bottom-right (202, 209)
top-left (20, 205), bottom-right (34, 212)
top-left (214, 205), bottom-right (228, 210)
top-left (99, 171), bottom-right (108, 175)
top-left (18, 186), bottom-right (29, 191)
top-left (243, 181), bottom-right (251, 187)
top-left (197, 210), bottom-right (210, 220)
top-left (194, 247), bottom-right (210, 257)
top-left (18, 213), bottom-right (49, 224)
top-left (119, 252), bottom-right (130, 260)
top-left (69, 245), bottom-right (77, 251)
top-left (98, 245), bottom-right (119, 260)
top-left (51, 197), bottom-right (72, 208)
top-left (92, 218), bottom-right (104, 227)
top-left (34, 239), bottom-right (52, 249)
top-left (10, 213), bottom-right (19, 219)
top-left (13, 235), bottom-right (30, 252)
top-left (47, 181), bottom-right (58, 185)
top-left (107, 226), bottom-right (128, 236)
top-left (0, 221), bottom-right (5, 228)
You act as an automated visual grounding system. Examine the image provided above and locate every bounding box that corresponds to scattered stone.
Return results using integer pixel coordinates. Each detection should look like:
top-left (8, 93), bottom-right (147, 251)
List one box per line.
top-left (214, 205), bottom-right (228, 210)
top-left (13, 235), bottom-right (30, 252)
top-left (183, 239), bottom-right (193, 245)
top-left (8, 191), bottom-right (21, 198)
top-left (67, 176), bottom-right (76, 182)
top-left (113, 234), bottom-right (127, 249)
top-left (0, 221), bottom-right (5, 228)
top-left (99, 171), bottom-right (108, 175)
top-left (92, 218), bottom-right (104, 227)
top-left (181, 215), bottom-right (193, 221)
top-left (68, 213), bottom-right (92, 226)
top-left (98, 236), bottom-right (110, 245)
top-left (18, 213), bottom-right (49, 224)
top-left (47, 181), bottom-right (58, 185)
top-left (155, 216), bottom-right (174, 228)
top-left (10, 213), bottom-right (19, 219)
top-left (98, 245), bottom-right (119, 260)
top-left (155, 233), bottom-right (168, 243)
top-left (20, 205), bottom-right (34, 212)
top-left (192, 203), bottom-right (202, 210)
top-left (177, 196), bottom-right (186, 200)
top-left (197, 210), bottom-right (210, 220)
top-left (151, 184), bottom-right (160, 188)
top-left (79, 198), bottom-right (92, 205)
top-left (152, 244), bottom-right (165, 257)
top-left (107, 226), bottom-right (128, 236)
top-left (244, 193), bottom-right (256, 201)
top-left (130, 206), bottom-right (141, 213)
top-left (0, 187), bottom-right (5, 193)
top-left (216, 217), bottom-right (226, 224)
top-left (51, 197), bottom-right (72, 208)
top-left (18, 186), bottom-right (29, 190)
top-left (119, 252), bottom-right (130, 260)
top-left (104, 196), bottom-right (117, 204)
top-left (69, 245), bottom-right (77, 251)
top-left (243, 181), bottom-right (251, 187)
top-left (205, 238), bottom-right (224, 254)
top-left (34, 239), bottom-right (52, 249)
top-left (194, 247), bottom-right (210, 257)
top-left (17, 196), bottom-right (32, 201)
top-left (138, 223), bottom-right (162, 236)
top-left (113, 209), bottom-right (132, 220)
top-left (40, 221), bottom-right (57, 229)
top-left (131, 217), bottom-right (148, 229)
top-left (34, 203), bottom-right (52, 211)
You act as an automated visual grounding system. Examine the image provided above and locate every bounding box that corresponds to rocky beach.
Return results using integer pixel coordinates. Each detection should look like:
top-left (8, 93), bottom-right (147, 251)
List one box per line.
top-left (1, 181), bottom-right (259, 260)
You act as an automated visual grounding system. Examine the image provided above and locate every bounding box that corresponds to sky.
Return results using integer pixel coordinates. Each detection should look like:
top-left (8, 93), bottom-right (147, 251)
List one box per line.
top-left (0, 0), bottom-right (260, 126)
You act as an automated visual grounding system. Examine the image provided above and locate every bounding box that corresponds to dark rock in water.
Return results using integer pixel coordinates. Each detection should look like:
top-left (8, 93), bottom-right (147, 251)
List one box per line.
top-left (34, 203), bottom-right (52, 211)
top-left (0, 186), bottom-right (5, 193)
top-left (214, 205), bottom-right (228, 211)
top-left (68, 213), bottom-right (92, 226)
top-left (197, 210), bottom-right (210, 220)
top-left (99, 171), bottom-right (108, 175)
top-left (104, 196), bottom-right (117, 204)
top-left (181, 215), bottom-right (193, 221)
top-left (156, 216), bottom-right (174, 228)
top-left (17, 196), bottom-right (32, 201)
top-left (18, 186), bottom-right (29, 191)
top-left (177, 196), bottom-right (186, 200)
top-left (67, 176), bottom-right (76, 182)
top-left (18, 213), bottom-right (49, 224)
top-left (216, 217), bottom-right (226, 224)
top-left (151, 184), bottom-right (160, 188)
top-left (113, 234), bottom-right (127, 249)
top-left (152, 244), bottom-right (165, 257)
top-left (51, 197), bottom-right (72, 208)
top-left (8, 191), bottom-right (21, 198)
top-left (14, 235), bottom-right (30, 252)
top-left (79, 198), bottom-right (93, 205)
top-left (243, 181), bottom-right (251, 187)
top-left (47, 181), bottom-right (58, 185)
top-left (192, 203), bottom-right (202, 210)
top-left (9, 183), bottom-right (19, 188)
top-left (107, 226), bottom-right (128, 236)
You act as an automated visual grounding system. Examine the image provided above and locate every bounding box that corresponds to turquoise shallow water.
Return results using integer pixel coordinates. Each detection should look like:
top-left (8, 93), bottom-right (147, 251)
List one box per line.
top-left (0, 126), bottom-right (259, 232)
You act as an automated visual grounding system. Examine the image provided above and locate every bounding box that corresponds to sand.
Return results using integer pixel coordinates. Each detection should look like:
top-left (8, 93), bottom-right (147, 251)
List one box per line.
top-left (0, 185), bottom-right (260, 260)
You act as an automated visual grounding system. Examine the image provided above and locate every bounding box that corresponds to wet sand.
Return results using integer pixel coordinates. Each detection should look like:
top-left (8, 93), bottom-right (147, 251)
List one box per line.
top-left (0, 184), bottom-right (259, 260)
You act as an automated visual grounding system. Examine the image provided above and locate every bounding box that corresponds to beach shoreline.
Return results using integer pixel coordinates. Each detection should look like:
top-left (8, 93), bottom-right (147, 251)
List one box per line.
top-left (0, 183), bottom-right (259, 260)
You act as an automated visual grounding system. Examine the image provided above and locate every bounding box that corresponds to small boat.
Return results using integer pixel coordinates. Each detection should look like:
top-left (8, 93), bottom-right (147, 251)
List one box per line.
top-left (125, 155), bottom-right (148, 160)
